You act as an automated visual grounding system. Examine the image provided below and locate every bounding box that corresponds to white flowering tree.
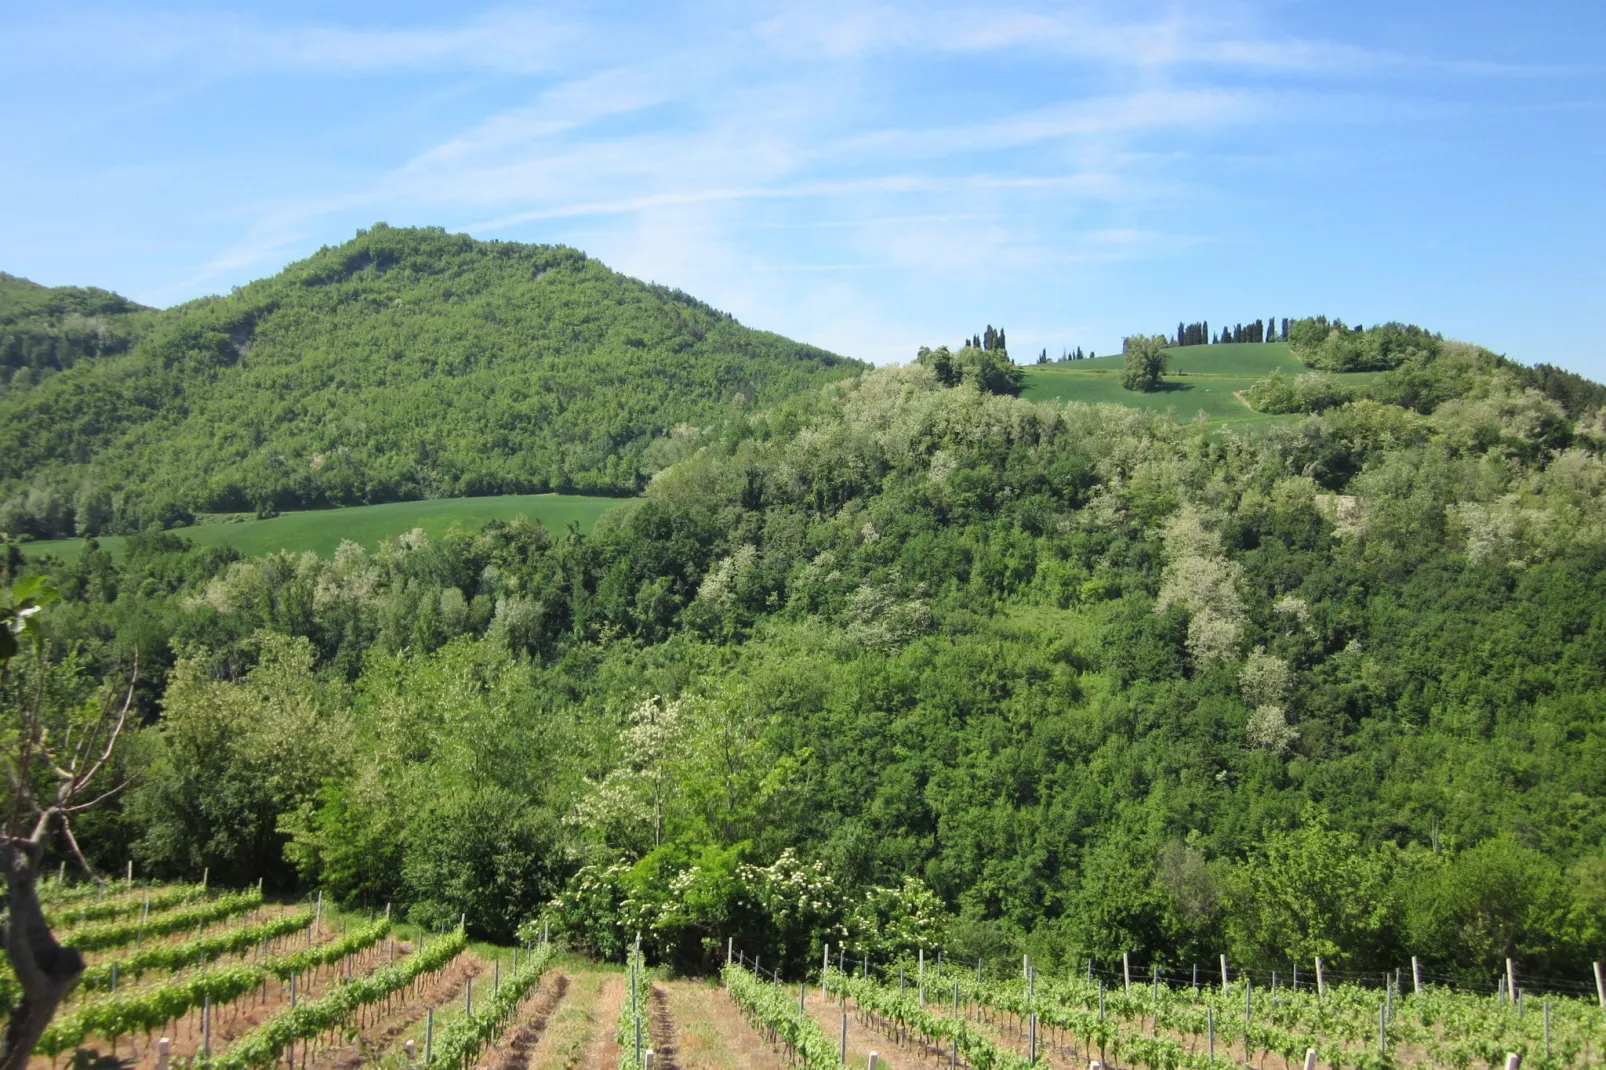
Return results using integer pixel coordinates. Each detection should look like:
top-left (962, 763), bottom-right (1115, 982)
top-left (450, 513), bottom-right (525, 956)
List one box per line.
top-left (736, 849), bottom-right (845, 968)
top-left (845, 876), bottom-right (949, 961)
top-left (573, 695), bottom-right (684, 854)
top-left (1155, 506), bottom-right (1247, 668)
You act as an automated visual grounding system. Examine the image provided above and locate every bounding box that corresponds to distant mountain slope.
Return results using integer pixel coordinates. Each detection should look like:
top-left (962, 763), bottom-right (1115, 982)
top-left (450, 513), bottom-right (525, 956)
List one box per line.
top-left (0, 273), bottom-right (155, 395)
top-left (0, 225), bottom-right (864, 537)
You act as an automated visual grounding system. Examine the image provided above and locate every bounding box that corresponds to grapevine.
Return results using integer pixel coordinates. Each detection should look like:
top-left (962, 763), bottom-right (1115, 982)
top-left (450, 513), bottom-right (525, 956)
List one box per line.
top-left (35, 916), bottom-right (391, 1056)
top-left (208, 927), bottom-right (467, 1070)
top-left (722, 964), bottom-right (841, 1070)
top-left (827, 967), bottom-right (1033, 1070)
top-left (428, 942), bottom-right (556, 1070)
top-left (62, 888), bottom-right (265, 952)
top-left (0, 909), bottom-right (315, 1017)
top-left (78, 909), bottom-right (316, 991)
top-left (617, 943), bottom-right (650, 1070)
top-left (46, 884), bottom-right (208, 927)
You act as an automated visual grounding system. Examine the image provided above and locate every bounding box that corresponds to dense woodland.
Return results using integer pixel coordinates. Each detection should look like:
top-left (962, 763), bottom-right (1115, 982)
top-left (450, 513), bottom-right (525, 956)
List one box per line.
top-left (0, 272), bottom-right (154, 392)
top-left (0, 226), bottom-right (860, 538)
top-left (8, 286), bottom-right (1606, 989)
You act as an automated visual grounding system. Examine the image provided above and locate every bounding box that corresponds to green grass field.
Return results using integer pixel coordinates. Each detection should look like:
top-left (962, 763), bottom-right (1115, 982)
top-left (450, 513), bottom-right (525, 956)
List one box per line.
top-left (1021, 342), bottom-right (1375, 427)
top-left (19, 493), bottom-right (626, 561)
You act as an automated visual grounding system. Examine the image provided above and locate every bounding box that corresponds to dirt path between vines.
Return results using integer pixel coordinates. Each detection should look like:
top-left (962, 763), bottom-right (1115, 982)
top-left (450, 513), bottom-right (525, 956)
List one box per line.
top-left (527, 971), bottom-right (605, 1070)
top-left (475, 969), bottom-right (568, 1070)
top-left (579, 974), bottom-right (624, 1070)
top-left (660, 979), bottom-right (787, 1070)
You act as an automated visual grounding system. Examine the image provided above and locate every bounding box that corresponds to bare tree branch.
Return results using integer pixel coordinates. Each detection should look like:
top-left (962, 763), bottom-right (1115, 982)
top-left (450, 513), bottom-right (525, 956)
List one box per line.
top-left (62, 778), bottom-right (132, 814)
top-left (56, 816), bottom-right (94, 878)
top-left (69, 657), bottom-right (136, 794)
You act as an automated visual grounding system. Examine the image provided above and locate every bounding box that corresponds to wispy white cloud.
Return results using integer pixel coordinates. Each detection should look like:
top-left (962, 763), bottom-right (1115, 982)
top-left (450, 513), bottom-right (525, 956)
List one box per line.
top-left (40, 0), bottom-right (1585, 358)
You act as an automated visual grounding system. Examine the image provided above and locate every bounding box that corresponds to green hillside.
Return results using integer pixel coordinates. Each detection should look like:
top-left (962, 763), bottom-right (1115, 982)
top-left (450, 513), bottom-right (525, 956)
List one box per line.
top-left (0, 225), bottom-right (863, 539)
top-left (15, 321), bottom-right (1606, 981)
top-left (18, 493), bottom-right (620, 561)
top-left (0, 272), bottom-right (155, 394)
top-left (1021, 342), bottom-right (1377, 426)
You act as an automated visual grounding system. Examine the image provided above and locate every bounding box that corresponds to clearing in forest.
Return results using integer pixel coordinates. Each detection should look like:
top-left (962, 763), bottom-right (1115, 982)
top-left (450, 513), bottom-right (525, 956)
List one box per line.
top-left (1020, 342), bottom-right (1376, 427)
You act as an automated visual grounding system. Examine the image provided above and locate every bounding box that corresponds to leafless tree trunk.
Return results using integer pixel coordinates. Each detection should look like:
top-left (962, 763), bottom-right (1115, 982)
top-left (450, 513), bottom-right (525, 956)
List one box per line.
top-left (1, 823), bottom-right (85, 1070)
top-left (0, 579), bottom-right (135, 1070)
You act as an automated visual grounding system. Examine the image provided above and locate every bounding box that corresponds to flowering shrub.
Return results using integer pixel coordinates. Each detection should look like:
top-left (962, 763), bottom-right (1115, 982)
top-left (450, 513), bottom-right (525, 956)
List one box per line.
top-left (845, 876), bottom-right (948, 960)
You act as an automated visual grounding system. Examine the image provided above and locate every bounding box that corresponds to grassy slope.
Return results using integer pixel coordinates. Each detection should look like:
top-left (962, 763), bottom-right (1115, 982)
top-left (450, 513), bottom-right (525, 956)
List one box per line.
top-left (20, 493), bottom-right (621, 561)
top-left (1020, 342), bottom-right (1377, 426)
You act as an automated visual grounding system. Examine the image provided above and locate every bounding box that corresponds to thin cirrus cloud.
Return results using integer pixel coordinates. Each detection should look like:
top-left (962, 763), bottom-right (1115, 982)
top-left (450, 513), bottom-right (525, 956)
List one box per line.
top-left (106, 1), bottom-right (1298, 341)
top-left (8, 0), bottom-right (1601, 368)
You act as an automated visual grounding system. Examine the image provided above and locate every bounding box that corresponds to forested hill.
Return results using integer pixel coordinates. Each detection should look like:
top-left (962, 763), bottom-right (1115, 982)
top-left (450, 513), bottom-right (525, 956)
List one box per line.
top-left (0, 225), bottom-right (862, 537)
top-left (20, 327), bottom-right (1606, 982)
top-left (0, 272), bottom-right (155, 395)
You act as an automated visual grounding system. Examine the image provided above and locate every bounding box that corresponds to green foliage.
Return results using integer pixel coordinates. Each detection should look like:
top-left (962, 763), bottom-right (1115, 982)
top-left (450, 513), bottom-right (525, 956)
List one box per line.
top-left (19, 311), bottom-right (1606, 986)
top-left (1224, 814), bottom-right (1396, 966)
top-left (0, 225), bottom-right (862, 538)
top-left (915, 344), bottom-right (1025, 396)
top-left (1246, 370), bottom-right (1354, 414)
top-left (0, 272), bottom-right (153, 394)
top-left (429, 942), bottom-right (555, 1070)
top-left (127, 636), bottom-right (347, 889)
top-left (1288, 317), bottom-right (1441, 372)
top-left (0, 572), bottom-right (57, 663)
top-left (722, 963), bottom-right (843, 1069)
top-left (211, 924), bottom-right (463, 1070)
top-left (399, 786), bottom-right (564, 943)
top-left (1120, 335), bottom-right (1170, 392)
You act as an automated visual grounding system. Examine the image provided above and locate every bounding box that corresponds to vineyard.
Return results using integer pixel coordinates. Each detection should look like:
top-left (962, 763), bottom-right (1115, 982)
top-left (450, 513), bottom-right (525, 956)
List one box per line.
top-left (18, 882), bottom-right (1606, 1070)
top-left (16, 882), bottom-right (552, 1070)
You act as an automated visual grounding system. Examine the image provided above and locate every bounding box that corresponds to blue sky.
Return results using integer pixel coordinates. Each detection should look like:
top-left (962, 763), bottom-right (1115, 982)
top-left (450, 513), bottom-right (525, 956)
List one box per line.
top-left (4, 1), bottom-right (1604, 371)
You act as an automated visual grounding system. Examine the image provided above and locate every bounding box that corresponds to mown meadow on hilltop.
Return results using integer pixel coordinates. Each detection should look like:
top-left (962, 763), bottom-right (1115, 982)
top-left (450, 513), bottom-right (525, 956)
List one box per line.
top-left (1019, 342), bottom-right (1380, 427)
top-left (0, 225), bottom-right (862, 539)
top-left (10, 321), bottom-right (1606, 991)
